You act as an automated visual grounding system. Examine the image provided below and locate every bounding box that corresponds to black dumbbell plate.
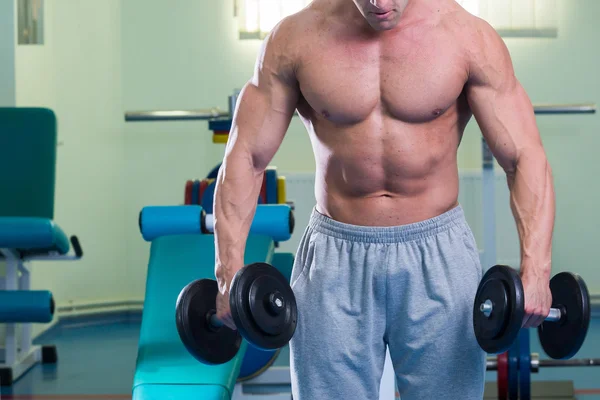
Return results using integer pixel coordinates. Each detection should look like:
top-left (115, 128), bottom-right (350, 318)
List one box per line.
top-left (175, 279), bottom-right (242, 365)
top-left (230, 263), bottom-right (298, 350)
top-left (473, 265), bottom-right (525, 354)
top-left (538, 272), bottom-right (590, 359)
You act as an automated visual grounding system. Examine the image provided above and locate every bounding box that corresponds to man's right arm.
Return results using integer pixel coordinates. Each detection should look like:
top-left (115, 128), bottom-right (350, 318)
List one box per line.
top-left (213, 20), bottom-right (300, 325)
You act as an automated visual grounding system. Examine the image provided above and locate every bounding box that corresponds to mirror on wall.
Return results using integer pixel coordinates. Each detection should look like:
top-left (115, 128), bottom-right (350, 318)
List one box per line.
top-left (18, 0), bottom-right (44, 45)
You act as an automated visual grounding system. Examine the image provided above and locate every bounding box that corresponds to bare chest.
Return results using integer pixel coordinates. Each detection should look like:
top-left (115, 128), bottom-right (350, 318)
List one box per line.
top-left (297, 29), bottom-right (468, 124)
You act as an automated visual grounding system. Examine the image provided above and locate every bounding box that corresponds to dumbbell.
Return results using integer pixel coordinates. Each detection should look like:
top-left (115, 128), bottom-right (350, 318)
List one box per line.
top-left (175, 262), bottom-right (297, 365)
top-left (473, 265), bottom-right (590, 359)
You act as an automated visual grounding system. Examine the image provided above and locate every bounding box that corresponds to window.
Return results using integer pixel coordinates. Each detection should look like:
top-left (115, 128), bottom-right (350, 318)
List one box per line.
top-left (236, 0), bottom-right (558, 40)
top-left (457, 0), bottom-right (558, 38)
top-left (236, 0), bottom-right (311, 39)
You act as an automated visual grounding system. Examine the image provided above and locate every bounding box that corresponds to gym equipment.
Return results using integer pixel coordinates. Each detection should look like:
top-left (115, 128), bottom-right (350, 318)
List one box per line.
top-left (133, 208), bottom-right (293, 398)
top-left (518, 329), bottom-right (531, 400)
top-left (487, 351), bottom-right (600, 400)
top-left (488, 354), bottom-right (600, 371)
top-left (507, 343), bottom-right (519, 399)
top-left (191, 180), bottom-right (200, 205)
top-left (538, 272), bottom-right (590, 360)
top-left (176, 279), bottom-right (241, 365)
top-left (139, 204), bottom-right (294, 242)
top-left (473, 265), bottom-right (524, 354)
top-left (473, 265), bottom-right (590, 358)
top-left (206, 163), bottom-right (222, 180)
top-left (265, 167), bottom-right (278, 204)
top-left (0, 291), bottom-right (54, 323)
top-left (176, 262), bottom-right (297, 364)
top-left (237, 252), bottom-right (295, 382)
top-left (124, 97), bottom-right (596, 123)
top-left (497, 352), bottom-right (508, 399)
top-left (201, 180), bottom-right (216, 212)
top-left (213, 132), bottom-right (229, 144)
top-left (0, 108), bottom-right (84, 387)
top-left (133, 234), bottom-right (271, 399)
top-left (199, 179), bottom-right (209, 206)
top-left (184, 180), bottom-right (193, 205)
top-left (277, 176), bottom-right (287, 204)
top-left (230, 263), bottom-right (297, 350)
top-left (260, 172), bottom-right (267, 205)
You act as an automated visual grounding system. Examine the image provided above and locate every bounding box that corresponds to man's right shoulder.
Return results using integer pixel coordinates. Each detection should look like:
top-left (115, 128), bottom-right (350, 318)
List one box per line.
top-left (266, 3), bottom-right (322, 54)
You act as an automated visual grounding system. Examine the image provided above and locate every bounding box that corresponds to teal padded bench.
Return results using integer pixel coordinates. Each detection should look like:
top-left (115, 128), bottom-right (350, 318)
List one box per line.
top-left (132, 234), bottom-right (276, 399)
top-left (0, 108), bottom-right (83, 386)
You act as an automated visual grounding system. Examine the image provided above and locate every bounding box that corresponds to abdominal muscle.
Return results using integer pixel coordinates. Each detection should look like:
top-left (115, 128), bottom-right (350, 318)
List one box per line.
top-left (309, 115), bottom-right (463, 227)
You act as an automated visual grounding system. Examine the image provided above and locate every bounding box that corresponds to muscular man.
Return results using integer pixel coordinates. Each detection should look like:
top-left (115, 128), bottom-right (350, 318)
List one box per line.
top-left (213, 0), bottom-right (555, 398)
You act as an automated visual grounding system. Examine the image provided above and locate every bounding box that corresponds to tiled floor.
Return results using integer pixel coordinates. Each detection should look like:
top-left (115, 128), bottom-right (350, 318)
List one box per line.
top-left (1, 316), bottom-right (599, 399)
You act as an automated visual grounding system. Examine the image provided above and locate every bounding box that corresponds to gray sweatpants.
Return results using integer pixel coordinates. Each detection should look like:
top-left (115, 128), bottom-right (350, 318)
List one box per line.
top-left (289, 205), bottom-right (486, 400)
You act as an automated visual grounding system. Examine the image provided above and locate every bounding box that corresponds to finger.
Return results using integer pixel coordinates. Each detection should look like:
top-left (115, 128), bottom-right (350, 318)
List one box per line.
top-left (522, 313), bottom-right (534, 329)
top-left (224, 315), bottom-right (237, 330)
top-left (531, 311), bottom-right (547, 328)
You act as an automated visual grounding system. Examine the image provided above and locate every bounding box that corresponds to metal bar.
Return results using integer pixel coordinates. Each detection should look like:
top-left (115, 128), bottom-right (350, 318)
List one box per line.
top-left (534, 104), bottom-right (596, 114)
top-left (546, 308), bottom-right (562, 322)
top-left (486, 357), bottom-right (600, 371)
top-left (539, 359), bottom-right (600, 367)
top-left (124, 108), bottom-right (230, 122)
top-left (124, 103), bottom-right (595, 122)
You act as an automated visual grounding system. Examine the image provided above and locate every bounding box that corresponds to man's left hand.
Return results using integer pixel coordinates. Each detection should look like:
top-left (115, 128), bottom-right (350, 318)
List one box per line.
top-left (521, 269), bottom-right (553, 328)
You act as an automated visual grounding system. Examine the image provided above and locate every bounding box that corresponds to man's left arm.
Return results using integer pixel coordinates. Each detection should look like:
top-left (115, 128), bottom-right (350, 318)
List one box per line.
top-left (465, 19), bottom-right (556, 328)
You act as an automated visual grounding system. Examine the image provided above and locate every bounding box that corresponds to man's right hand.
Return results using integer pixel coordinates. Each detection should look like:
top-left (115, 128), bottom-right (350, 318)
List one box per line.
top-left (215, 274), bottom-right (237, 330)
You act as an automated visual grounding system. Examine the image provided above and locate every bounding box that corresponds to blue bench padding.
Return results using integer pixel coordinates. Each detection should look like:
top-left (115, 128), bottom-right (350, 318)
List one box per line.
top-left (132, 233), bottom-right (275, 399)
top-left (0, 217), bottom-right (70, 255)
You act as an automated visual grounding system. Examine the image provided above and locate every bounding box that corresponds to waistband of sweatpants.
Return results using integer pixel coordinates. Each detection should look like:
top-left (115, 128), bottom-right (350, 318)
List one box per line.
top-left (308, 205), bottom-right (467, 244)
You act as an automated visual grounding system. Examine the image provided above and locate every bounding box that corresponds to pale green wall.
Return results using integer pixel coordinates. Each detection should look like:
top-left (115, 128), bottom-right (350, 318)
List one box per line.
top-left (15, 0), bottom-right (129, 335)
top-left (0, 0), bottom-right (16, 106)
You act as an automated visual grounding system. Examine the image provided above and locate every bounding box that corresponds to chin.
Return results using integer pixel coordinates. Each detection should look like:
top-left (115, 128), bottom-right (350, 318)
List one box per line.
top-left (369, 21), bottom-right (398, 31)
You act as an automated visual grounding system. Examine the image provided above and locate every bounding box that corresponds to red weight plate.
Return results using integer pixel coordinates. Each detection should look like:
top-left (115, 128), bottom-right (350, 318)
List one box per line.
top-left (497, 352), bottom-right (508, 400)
top-left (259, 171), bottom-right (267, 204)
top-left (184, 180), bottom-right (193, 205)
top-left (199, 179), bottom-right (209, 206)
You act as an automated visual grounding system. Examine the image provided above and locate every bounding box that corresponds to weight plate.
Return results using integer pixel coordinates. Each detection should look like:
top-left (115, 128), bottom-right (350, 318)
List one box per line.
top-left (206, 163), bottom-right (222, 180)
top-left (184, 180), bottom-right (193, 205)
top-left (265, 168), bottom-right (278, 204)
top-left (508, 341), bottom-right (519, 400)
top-left (237, 346), bottom-right (281, 382)
top-left (497, 352), bottom-right (508, 400)
top-left (519, 329), bottom-right (531, 400)
top-left (191, 180), bottom-right (200, 205)
top-left (199, 179), bottom-right (209, 206)
top-left (175, 279), bottom-right (242, 365)
top-left (259, 172), bottom-right (267, 204)
top-left (473, 265), bottom-right (525, 354)
top-left (230, 263), bottom-right (298, 350)
top-left (538, 272), bottom-right (590, 359)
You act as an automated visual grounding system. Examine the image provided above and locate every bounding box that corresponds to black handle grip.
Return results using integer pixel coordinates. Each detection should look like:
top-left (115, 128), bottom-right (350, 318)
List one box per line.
top-left (70, 236), bottom-right (83, 258)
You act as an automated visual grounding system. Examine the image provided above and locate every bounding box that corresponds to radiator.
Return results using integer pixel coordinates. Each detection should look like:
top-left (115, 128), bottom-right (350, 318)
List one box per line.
top-left (278, 170), bottom-right (520, 268)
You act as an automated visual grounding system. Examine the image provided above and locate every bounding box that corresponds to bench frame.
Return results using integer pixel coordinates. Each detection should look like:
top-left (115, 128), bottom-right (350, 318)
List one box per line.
top-left (0, 243), bottom-right (82, 387)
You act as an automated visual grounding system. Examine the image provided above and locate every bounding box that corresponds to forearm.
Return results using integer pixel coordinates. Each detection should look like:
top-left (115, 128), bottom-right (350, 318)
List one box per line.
top-left (507, 149), bottom-right (556, 279)
top-left (213, 147), bottom-right (264, 290)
